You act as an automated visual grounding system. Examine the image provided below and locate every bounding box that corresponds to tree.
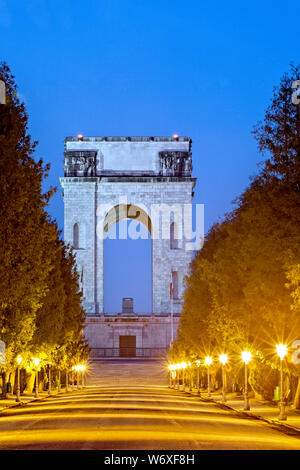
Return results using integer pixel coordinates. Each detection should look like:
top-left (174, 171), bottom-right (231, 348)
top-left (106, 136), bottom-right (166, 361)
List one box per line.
top-left (29, 234), bottom-right (66, 359)
top-left (0, 63), bottom-right (57, 379)
top-left (253, 63), bottom-right (300, 187)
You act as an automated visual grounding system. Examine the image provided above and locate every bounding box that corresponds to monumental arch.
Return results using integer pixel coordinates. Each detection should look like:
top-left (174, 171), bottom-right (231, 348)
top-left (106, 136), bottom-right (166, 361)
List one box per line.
top-left (60, 136), bottom-right (197, 358)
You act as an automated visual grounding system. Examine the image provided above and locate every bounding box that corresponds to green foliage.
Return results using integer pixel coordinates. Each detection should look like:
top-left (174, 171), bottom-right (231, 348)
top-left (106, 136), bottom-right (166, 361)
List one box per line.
top-left (286, 264), bottom-right (300, 314)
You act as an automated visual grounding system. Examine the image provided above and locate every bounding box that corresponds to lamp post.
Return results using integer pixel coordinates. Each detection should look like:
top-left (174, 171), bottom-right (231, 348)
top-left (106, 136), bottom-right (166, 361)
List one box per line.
top-left (181, 362), bottom-right (187, 389)
top-left (170, 282), bottom-right (174, 346)
top-left (76, 365), bottom-right (80, 389)
top-left (196, 360), bottom-right (201, 395)
top-left (81, 365), bottom-right (86, 387)
top-left (205, 356), bottom-right (213, 398)
top-left (276, 344), bottom-right (287, 421)
top-left (168, 365), bottom-right (172, 387)
top-left (79, 365), bottom-right (83, 388)
top-left (71, 366), bottom-right (75, 390)
top-left (175, 364), bottom-right (179, 388)
top-left (188, 362), bottom-right (192, 391)
top-left (79, 365), bottom-right (83, 389)
top-left (33, 358), bottom-right (40, 399)
top-left (58, 369), bottom-right (61, 392)
top-left (48, 363), bottom-right (52, 395)
top-left (170, 365), bottom-right (176, 388)
top-left (219, 354), bottom-right (228, 403)
top-left (241, 351), bottom-right (252, 410)
top-left (173, 365), bottom-right (176, 388)
top-left (66, 368), bottom-right (69, 392)
top-left (16, 355), bottom-right (22, 402)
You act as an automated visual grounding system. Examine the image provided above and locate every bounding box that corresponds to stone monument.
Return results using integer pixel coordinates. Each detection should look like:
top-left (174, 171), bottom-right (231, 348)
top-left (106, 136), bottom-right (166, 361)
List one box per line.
top-left (60, 136), bottom-right (197, 358)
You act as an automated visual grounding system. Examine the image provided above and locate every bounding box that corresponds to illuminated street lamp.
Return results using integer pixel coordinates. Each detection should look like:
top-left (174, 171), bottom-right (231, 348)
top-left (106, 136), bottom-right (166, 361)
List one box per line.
top-left (276, 344), bottom-right (288, 420)
top-left (16, 355), bottom-right (22, 402)
top-left (33, 358), bottom-right (40, 399)
top-left (205, 356), bottom-right (213, 398)
top-left (219, 354), bottom-right (228, 403)
top-left (196, 360), bottom-right (201, 395)
top-left (241, 351), bottom-right (252, 410)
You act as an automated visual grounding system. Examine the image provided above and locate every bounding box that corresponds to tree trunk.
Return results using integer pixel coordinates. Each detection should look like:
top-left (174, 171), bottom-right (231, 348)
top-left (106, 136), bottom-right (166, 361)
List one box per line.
top-left (1, 372), bottom-right (8, 398)
top-left (210, 371), bottom-right (216, 389)
top-left (25, 371), bottom-right (35, 393)
top-left (9, 370), bottom-right (16, 394)
top-left (293, 377), bottom-right (300, 409)
top-left (39, 375), bottom-right (45, 391)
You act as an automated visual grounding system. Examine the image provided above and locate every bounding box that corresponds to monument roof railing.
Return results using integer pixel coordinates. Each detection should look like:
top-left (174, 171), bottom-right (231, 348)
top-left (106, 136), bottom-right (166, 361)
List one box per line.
top-left (64, 136), bottom-right (191, 143)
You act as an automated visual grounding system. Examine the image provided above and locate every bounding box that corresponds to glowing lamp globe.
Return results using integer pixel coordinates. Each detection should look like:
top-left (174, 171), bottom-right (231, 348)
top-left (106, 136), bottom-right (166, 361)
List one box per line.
top-left (276, 344), bottom-right (287, 360)
top-left (33, 358), bottom-right (40, 367)
top-left (205, 356), bottom-right (213, 366)
top-left (219, 354), bottom-right (228, 365)
top-left (241, 351), bottom-right (252, 364)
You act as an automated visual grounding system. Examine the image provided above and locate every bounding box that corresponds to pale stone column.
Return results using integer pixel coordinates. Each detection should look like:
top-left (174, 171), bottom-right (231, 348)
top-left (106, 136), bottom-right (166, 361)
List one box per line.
top-left (60, 178), bottom-right (98, 315)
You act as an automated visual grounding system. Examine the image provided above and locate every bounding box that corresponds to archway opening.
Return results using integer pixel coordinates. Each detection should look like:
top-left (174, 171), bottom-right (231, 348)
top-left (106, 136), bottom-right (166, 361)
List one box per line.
top-left (103, 205), bottom-right (152, 314)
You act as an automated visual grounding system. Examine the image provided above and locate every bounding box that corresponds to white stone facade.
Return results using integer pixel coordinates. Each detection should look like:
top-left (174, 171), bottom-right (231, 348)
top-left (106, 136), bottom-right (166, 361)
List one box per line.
top-left (60, 136), bottom-right (196, 355)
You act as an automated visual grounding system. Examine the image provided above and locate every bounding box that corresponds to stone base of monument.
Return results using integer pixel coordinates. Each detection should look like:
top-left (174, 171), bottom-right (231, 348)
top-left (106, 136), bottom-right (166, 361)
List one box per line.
top-left (85, 313), bottom-right (180, 360)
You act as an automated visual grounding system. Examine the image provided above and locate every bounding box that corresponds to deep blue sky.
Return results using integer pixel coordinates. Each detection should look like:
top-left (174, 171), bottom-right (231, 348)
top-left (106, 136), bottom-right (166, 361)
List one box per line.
top-left (1, 0), bottom-right (299, 312)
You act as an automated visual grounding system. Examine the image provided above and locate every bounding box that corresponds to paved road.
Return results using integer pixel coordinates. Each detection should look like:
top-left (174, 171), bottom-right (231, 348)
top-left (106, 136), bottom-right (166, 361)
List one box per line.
top-left (0, 360), bottom-right (299, 450)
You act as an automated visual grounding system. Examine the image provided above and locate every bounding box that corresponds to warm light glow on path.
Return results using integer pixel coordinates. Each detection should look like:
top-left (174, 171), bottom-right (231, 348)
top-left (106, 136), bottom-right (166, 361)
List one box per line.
top-left (0, 360), bottom-right (299, 450)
